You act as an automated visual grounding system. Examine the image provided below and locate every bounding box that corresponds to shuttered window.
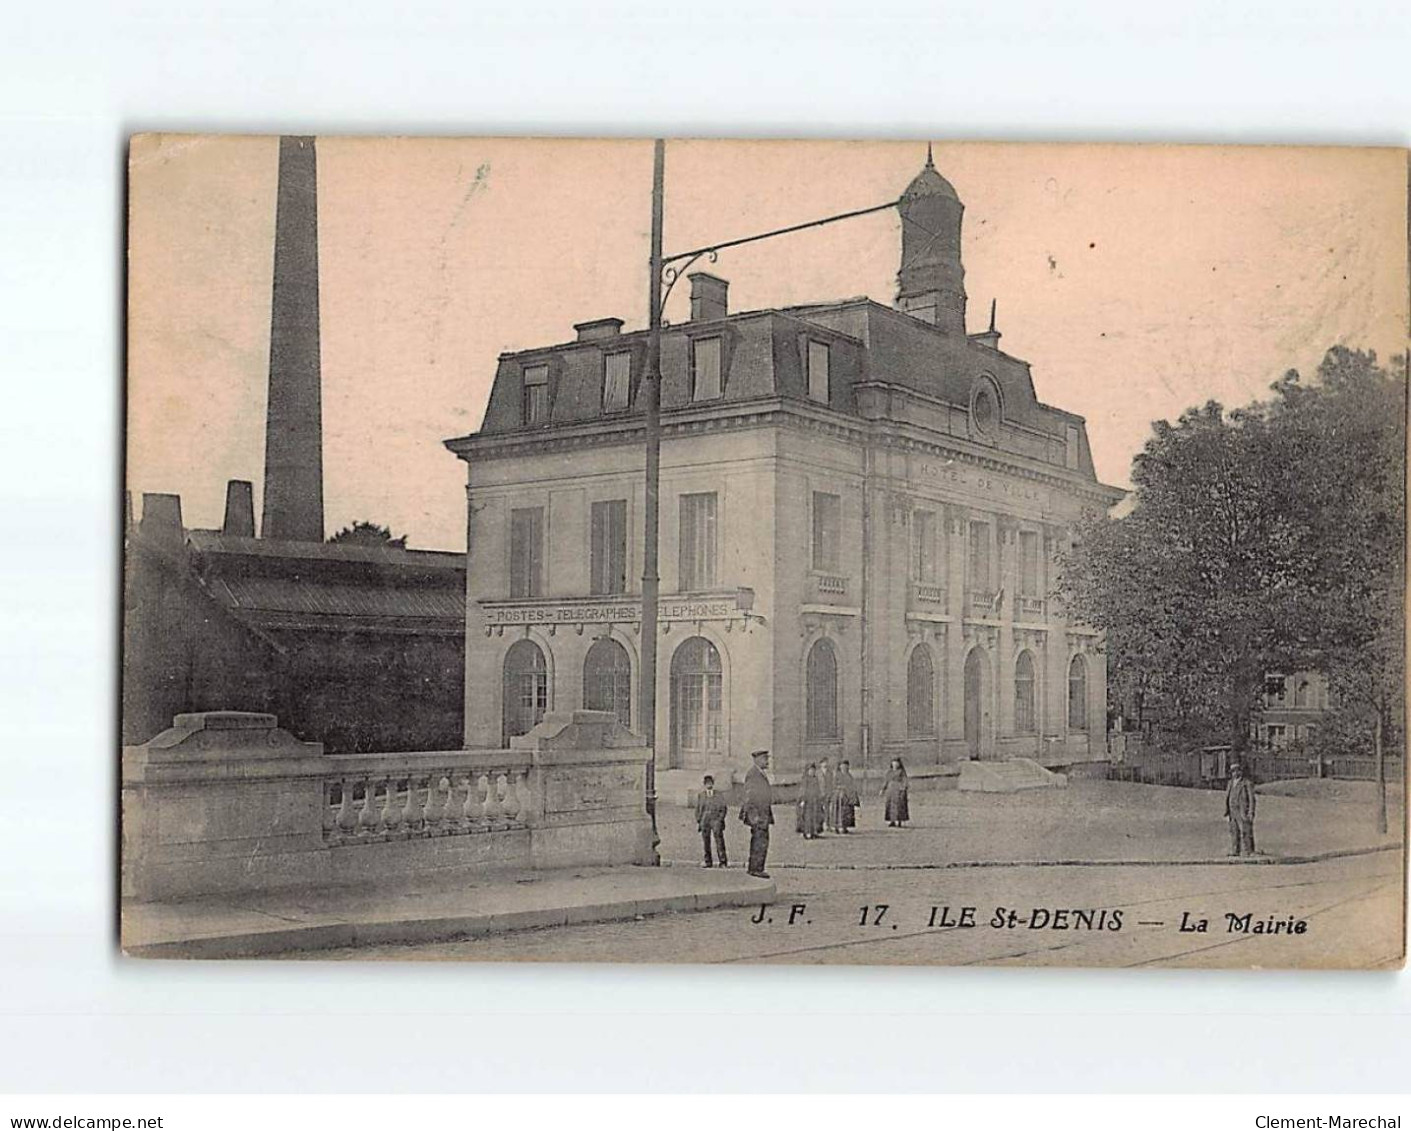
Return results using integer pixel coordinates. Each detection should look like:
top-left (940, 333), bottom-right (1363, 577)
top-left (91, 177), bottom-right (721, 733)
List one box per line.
top-left (913, 509), bottom-right (937, 581)
top-left (692, 337), bottom-right (722, 401)
top-left (968, 521), bottom-right (992, 593)
top-left (1019, 530), bottom-right (1040, 597)
top-left (522, 364), bottom-right (549, 425)
top-left (1068, 655), bottom-right (1088, 731)
top-left (509, 507), bottom-right (544, 598)
top-left (1015, 651), bottom-right (1036, 733)
top-left (806, 638), bottom-right (840, 740)
top-left (807, 340), bottom-right (831, 403)
top-left (590, 499), bottom-right (628, 595)
top-left (812, 492), bottom-right (841, 572)
top-left (679, 493), bottom-right (718, 591)
top-left (603, 353), bottom-right (631, 412)
top-left (907, 645), bottom-right (936, 737)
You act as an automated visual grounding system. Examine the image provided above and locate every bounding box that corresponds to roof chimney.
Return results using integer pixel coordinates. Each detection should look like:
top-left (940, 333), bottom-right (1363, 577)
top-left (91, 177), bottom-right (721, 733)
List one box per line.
top-left (574, 317), bottom-right (624, 342)
top-left (688, 272), bottom-right (729, 322)
top-left (970, 299), bottom-right (1002, 350)
top-left (222, 479), bottom-right (256, 537)
top-left (139, 492), bottom-right (185, 549)
top-left (261, 136), bottom-right (325, 543)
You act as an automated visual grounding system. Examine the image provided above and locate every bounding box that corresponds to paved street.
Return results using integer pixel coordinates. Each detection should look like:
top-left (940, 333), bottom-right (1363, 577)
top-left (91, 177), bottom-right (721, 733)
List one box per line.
top-left (302, 852), bottom-right (1401, 969)
top-left (654, 779), bottom-right (1405, 867)
top-left (299, 781), bottom-right (1404, 968)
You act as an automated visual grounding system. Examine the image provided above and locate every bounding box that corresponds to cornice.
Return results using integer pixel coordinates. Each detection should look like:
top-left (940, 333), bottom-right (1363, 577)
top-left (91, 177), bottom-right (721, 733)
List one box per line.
top-left (450, 397), bottom-right (1124, 507)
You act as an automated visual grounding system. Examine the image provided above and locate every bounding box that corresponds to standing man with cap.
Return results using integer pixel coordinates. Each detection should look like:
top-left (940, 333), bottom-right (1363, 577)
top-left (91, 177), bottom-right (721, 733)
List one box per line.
top-left (740, 749), bottom-right (774, 878)
top-left (1224, 760), bottom-right (1257, 857)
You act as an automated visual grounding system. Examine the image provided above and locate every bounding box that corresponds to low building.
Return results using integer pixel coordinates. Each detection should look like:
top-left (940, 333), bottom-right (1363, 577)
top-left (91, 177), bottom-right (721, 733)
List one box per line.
top-left (1256, 671), bottom-right (1332, 749)
top-left (446, 153), bottom-right (1125, 779)
top-left (122, 485), bottom-right (466, 753)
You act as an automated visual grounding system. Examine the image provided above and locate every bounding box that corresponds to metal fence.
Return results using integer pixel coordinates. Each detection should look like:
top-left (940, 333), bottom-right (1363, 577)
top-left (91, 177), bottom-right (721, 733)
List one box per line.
top-left (1108, 735), bottom-right (1403, 790)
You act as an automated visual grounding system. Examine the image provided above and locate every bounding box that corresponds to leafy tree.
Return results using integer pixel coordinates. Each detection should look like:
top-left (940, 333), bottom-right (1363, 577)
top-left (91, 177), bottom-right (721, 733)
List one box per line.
top-left (1260, 348), bottom-right (1406, 830)
top-left (327, 521), bottom-right (408, 549)
top-left (1059, 346), bottom-right (1406, 786)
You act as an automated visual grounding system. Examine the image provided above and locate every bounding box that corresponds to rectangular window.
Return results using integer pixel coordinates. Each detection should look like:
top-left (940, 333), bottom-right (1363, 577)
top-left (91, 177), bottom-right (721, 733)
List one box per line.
top-left (509, 507), bottom-right (544, 598)
top-left (603, 353), bottom-right (631, 413)
top-left (1019, 530), bottom-right (1040, 597)
top-left (968, 521), bottom-right (992, 593)
top-left (590, 499), bottom-right (628, 595)
top-left (812, 491), bottom-right (841, 572)
top-left (678, 492), bottom-right (718, 591)
top-left (807, 340), bottom-right (831, 404)
top-left (912, 509), bottom-right (937, 582)
top-left (692, 337), bottom-right (722, 402)
top-left (1065, 424), bottom-right (1080, 470)
top-left (523, 364), bottom-right (549, 426)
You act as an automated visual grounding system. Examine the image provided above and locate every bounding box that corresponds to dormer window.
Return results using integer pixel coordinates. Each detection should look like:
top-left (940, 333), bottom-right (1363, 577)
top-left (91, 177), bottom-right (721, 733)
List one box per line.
top-left (522, 364), bottom-right (549, 426)
top-left (807, 340), bottom-right (831, 404)
top-left (692, 337), bottom-right (723, 402)
top-left (603, 352), bottom-right (631, 413)
top-left (1065, 424), bottom-right (1080, 469)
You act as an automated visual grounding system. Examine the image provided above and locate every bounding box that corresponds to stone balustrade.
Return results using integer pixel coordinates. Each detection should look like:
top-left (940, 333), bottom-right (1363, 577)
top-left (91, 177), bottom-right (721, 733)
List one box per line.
top-left (123, 709), bottom-right (653, 902)
top-left (323, 754), bottom-right (534, 845)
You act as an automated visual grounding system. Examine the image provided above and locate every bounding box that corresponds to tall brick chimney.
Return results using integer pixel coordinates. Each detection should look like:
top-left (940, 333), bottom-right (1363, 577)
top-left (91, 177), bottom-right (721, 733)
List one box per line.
top-left (261, 136), bottom-right (325, 542)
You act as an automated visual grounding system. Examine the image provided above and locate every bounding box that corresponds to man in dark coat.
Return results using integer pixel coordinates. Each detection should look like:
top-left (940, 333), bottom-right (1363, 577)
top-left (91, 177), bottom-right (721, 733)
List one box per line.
top-left (1224, 760), bottom-right (1257, 856)
top-left (694, 774), bottom-right (729, 868)
top-left (739, 749), bottom-right (774, 878)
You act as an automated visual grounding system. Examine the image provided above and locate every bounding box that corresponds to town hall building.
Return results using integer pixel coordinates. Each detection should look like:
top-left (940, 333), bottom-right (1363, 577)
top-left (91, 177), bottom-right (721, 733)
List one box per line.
top-left (445, 152), bottom-right (1126, 780)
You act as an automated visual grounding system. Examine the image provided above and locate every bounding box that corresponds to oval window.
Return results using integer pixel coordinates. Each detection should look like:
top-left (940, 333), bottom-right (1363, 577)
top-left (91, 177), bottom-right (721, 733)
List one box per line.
top-left (973, 383), bottom-right (998, 433)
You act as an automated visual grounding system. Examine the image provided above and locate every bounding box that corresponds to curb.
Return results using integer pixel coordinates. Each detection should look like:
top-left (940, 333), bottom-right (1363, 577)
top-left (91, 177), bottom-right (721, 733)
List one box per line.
top-left (124, 879), bottom-right (777, 959)
top-left (663, 843), bottom-right (1403, 872)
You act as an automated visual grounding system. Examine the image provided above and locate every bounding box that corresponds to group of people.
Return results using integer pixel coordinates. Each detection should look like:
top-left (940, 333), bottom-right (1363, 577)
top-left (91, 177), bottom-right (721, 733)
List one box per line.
top-left (697, 752), bottom-right (1262, 876)
top-left (692, 751), bottom-right (915, 878)
top-left (793, 757), bottom-right (862, 838)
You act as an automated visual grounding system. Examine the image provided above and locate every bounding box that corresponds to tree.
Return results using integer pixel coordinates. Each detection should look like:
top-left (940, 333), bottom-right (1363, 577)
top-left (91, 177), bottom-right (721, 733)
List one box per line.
top-left (1259, 348), bottom-right (1406, 831)
top-left (1060, 399), bottom-right (1312, 752)
top-left (1058, 346), bottom-right (1406, 788)
top-left (327, 521), bottom-right (408, 549)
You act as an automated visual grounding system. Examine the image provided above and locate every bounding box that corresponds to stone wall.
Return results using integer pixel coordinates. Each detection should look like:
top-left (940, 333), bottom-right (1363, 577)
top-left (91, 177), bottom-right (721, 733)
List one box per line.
top-left (122, 709), bottom-right (654, 903)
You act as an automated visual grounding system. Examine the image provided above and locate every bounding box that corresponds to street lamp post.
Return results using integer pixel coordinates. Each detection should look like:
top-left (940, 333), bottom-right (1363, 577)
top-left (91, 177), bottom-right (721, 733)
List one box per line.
top-left (640, 140), bottom-right (665, 864)
top-left (638, 138), bottom-right (905, 862)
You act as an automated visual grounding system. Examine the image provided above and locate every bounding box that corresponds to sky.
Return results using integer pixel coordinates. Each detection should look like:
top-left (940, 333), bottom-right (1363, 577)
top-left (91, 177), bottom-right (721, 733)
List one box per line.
top-left (126, 137), bottom-right (1408, 552)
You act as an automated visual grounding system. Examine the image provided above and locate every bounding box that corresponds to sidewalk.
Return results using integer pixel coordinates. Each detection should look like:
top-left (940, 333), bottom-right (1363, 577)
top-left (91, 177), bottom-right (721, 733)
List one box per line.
top-left (122, 864), bottom-right (774, 959)
top-left (657, 778), bottom-right (1406, 869)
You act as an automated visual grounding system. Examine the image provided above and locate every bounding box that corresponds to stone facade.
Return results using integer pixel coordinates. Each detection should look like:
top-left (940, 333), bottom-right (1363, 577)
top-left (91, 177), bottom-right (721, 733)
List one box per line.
top-left (446, 156), bottom-right (1125, 780)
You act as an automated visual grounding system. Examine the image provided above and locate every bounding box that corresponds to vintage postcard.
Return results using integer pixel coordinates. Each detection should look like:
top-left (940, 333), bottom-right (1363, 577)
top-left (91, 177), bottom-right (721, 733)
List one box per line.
top-left (122, 136), bottom-right (1407, 968)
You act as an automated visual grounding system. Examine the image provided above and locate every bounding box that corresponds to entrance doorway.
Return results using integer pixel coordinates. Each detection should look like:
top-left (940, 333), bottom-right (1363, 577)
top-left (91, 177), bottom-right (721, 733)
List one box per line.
top-left (963, 646), bottom-right (992, 759)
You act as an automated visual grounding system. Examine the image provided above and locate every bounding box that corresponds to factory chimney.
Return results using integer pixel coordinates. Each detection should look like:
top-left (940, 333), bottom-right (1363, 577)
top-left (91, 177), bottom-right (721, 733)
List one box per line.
top-left (261, 136), bottom-right (325, 542)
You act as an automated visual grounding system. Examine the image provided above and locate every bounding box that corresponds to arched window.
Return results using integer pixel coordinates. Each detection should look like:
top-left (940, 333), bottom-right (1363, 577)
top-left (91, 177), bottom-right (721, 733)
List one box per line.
top-left (583, 637), bottom-right (631, 729)
top-left (907, 645), bottom-right (936, 737)
top-left (807, 638), bottom-right (839, 740)
top-left (671, 636), bottom-right (722, 759)
top-left (1067, 654), bottom-right (1088, 732)
top-left (1294, 679), bottom-right (1311, 708)
top-left (503, 639), bottom-right (548, 743)
top-left (1015, 651), bottom-right (1036, 734)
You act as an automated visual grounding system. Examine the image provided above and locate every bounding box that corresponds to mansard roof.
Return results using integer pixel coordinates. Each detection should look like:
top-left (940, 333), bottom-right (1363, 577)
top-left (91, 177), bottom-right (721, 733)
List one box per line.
top-left (454, 296), bottom-right (1106, 484)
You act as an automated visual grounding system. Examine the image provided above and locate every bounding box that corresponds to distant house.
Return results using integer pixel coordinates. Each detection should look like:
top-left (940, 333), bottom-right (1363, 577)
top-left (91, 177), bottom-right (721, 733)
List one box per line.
top-left (1255, 671), bottom-right (1331, 749)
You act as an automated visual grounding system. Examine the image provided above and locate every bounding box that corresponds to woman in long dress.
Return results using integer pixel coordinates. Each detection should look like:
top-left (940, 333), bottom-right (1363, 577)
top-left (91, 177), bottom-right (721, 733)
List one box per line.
top-left (832, 759), bottom-right (861, 833)
top-left (797, 762), bottom-right (826, 840)
top-left (881, 757), bottom-right (910, 828)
